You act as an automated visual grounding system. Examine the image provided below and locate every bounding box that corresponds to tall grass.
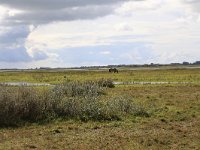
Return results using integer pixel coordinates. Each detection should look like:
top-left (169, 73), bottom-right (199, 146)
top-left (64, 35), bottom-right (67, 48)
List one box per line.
top-left (0, 87), bottom-right (49, 126)
top-left (0, 79), bottom-right (149, 127)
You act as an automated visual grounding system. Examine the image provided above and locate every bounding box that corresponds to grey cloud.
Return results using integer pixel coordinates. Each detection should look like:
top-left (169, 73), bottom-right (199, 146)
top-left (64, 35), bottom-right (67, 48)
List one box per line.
top-left (0, 0), bottom-right (142, 25)
top-left (0, 26), bottom-right (29, 45)
top-left (0, 46), bottom-right (48, 62)
top-left (184, 0), bottom-right (199, 3)
top-left (0, 0), bottom-right (144, 63)
top-left (0, 47), bottom-right (31, 62)
top-left (0, 26), bottom-right (48, 62)
top-left (0, 0), bottom-right (130, 10)
top-left (4, 5), bottom-right (113, 25)
top-left (183, 0), bottom-right (200, 12)
top-left (0, 26), bottom-right (31, 62)
top-left (31, 50), bottom-right (48, 61)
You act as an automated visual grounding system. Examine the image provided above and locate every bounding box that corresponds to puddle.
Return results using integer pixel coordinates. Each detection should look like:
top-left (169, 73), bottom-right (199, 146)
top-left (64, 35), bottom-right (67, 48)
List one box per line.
top-left (0, 81), bottom-right (193, 87)
top-left (0, 82), bottom-right (53, 87)
top-left (113, 81), bottom-right (192, 85)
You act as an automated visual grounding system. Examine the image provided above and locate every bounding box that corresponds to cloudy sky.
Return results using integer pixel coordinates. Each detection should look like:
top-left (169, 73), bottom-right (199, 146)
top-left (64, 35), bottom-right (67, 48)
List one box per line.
top-left (0, 0), bottom-right (200, 68)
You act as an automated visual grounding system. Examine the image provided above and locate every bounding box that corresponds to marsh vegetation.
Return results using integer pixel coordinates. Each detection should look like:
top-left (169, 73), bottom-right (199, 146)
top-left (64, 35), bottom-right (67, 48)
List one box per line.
top-left (0, 68), bottom-right (200, 149)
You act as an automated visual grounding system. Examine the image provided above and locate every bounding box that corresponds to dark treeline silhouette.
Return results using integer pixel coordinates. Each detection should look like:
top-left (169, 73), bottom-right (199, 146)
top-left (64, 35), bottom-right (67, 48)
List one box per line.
top-left (1, 61), bottom-right (200, 70)
top-left (69, 61), bottom-right (200, 70)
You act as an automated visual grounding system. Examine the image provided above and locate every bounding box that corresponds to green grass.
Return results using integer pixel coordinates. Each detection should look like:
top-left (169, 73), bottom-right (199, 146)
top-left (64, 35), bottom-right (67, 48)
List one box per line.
top-left (1, 68), bottom-right (200, 84)
top-left (0, 68), bottom-right (200, 149)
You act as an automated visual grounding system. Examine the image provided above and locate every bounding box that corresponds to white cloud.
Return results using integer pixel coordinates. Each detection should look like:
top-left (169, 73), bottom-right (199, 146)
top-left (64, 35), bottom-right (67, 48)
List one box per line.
top-left (100, 51), bottom-right (111, 55)
top-left (114, 22), bottom-right (133, 31)
top-left (115, 0), bottom-right (163, 14)
top-left (0, 0), bottom-right (200, 68)
top-left (182, 0), bottom-right (200, 12)
top-left (15, 0), bottom-right (200, 65)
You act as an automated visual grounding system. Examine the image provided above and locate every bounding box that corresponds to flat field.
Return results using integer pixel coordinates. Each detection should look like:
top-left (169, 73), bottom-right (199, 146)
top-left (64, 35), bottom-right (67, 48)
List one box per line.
top-left (0, 68), bottom-right (200, 150)
top-left (0, 68), bottom-right (200, 84)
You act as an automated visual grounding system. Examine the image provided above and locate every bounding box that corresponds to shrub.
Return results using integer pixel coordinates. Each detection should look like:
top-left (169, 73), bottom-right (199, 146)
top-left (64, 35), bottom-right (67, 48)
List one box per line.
top-left (0, 80), bottom-right (150, 127)
top-left (106, 96), bottom-right (150, 117)
top-left (97, 78), bottom-right (115, 88)
top-left (52, 80), bottom-right (104, 98)
top-left (0, 87), bottom-right (51, 126)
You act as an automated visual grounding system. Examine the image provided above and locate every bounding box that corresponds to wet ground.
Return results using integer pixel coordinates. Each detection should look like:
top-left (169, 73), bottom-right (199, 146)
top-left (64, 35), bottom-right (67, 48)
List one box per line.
top-left (0, 82), bottom-right (52, 86)
top-left (0, 81), bottom-right (193, 87)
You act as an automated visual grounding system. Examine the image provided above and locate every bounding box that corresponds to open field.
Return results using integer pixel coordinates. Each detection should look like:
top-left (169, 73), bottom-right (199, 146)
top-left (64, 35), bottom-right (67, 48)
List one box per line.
top-left (0, 68), bottom-right (200, 149)
top-left (0, 67), bottom-right (200, 84)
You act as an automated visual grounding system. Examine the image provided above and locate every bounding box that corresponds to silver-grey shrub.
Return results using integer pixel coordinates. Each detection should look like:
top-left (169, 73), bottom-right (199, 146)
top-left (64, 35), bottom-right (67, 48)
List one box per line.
top-left (0, 87), bottom-right (51, 126)
top-left (106, 96), bottom-right (150, 117)
top-left (0, 80), bottom-right (150, 127)
top-left (52, 80), bottom-right (104, 98)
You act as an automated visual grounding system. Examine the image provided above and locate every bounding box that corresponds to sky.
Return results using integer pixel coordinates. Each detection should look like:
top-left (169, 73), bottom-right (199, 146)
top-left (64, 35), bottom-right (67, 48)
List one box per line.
top-left (0, 0), bottom-right (200, 68)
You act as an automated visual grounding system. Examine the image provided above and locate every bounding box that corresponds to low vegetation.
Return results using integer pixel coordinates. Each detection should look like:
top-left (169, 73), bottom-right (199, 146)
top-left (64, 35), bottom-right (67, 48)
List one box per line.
top-left (0, 79), bottom-right (148, 127)
top-left (1, 68), bottom-right (200, 84)
top-left (0, 69), bottom-right (200, 149)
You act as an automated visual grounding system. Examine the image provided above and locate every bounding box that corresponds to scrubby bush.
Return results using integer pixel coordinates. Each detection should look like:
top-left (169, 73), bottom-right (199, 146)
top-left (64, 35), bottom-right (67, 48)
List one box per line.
top-left (106, 96), bottom-right (150, 117)
top-left (0, 80), bottom-right (150, 127)
top-left (96, 78), bottom-right (115, 88)
top-left (0, 87), bottom-right (51, 126)
top-left (52, 80), bottom-right (104, 98)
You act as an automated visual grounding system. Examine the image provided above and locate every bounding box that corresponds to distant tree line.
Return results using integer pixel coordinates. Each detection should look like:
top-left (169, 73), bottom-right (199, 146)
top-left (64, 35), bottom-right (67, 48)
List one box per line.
top-left (69, 60), bottom-right (200, 69)
top-left (1, 61), bottom-right (200, 70)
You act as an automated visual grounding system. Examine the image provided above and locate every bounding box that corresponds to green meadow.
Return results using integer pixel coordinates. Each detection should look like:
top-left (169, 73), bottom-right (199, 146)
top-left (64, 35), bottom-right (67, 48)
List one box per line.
top-left (0, 68), bottom-right (200, 149)
top-left (0, 68), bottom-right (200, 84)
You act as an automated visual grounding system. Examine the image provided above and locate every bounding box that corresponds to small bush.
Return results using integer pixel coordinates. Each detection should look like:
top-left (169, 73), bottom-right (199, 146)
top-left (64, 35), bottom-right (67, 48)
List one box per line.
top-left (106, 96), bottom-right (150, 117)
top-left (52, 80), bottom-right (104, 98)
top-left (0, 87), bottom-right (51, 126)
top-left (97, 78), bottom-right (115, 88)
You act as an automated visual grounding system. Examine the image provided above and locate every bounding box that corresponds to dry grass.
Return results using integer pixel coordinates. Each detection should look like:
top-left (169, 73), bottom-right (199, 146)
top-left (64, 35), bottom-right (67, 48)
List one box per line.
top-left (1, 68), bottom-right (200, 84)
top-left (0, 85), bottom-right (199, 149)
top-left (0, 69), bottom-right (200, 149)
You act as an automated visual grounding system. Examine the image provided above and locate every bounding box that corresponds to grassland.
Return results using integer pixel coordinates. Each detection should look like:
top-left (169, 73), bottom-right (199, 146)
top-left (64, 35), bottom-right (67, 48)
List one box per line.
top-left (0, 68), bottom-right (200, 149)
top-left (0, 68), bottom-right (200, 84)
